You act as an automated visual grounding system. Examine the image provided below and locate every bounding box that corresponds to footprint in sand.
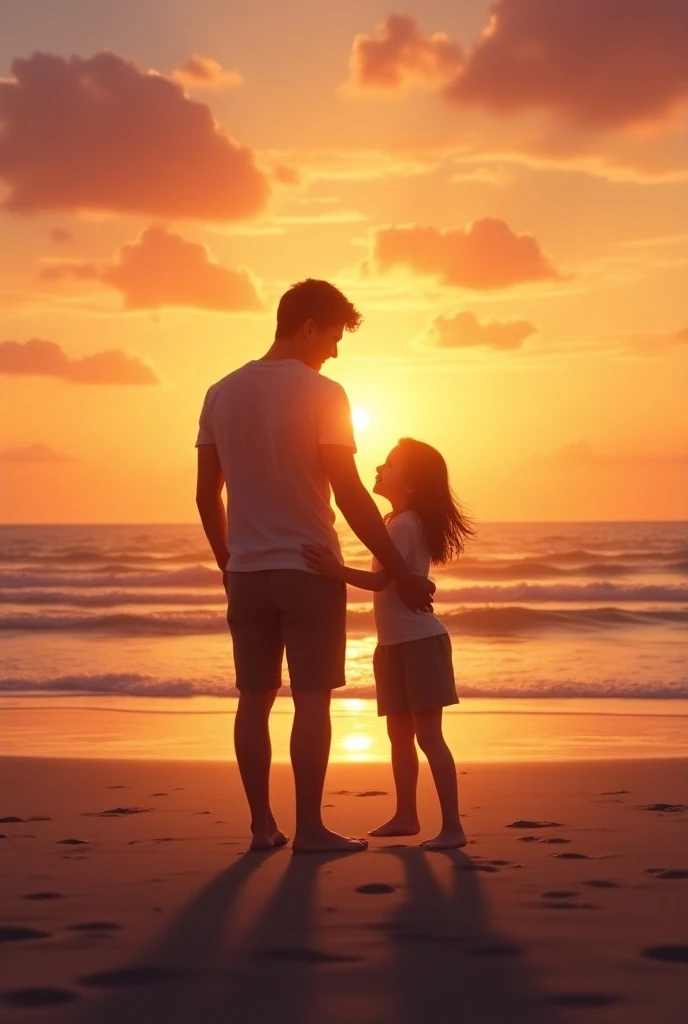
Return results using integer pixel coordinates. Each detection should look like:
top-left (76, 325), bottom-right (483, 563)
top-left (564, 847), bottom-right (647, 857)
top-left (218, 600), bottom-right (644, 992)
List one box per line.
top-left (584, 879), bottom-right (621, 888)
top-left (0, 834), bottom-right (6, 840)
top-left (356, 791), bottom-right (388, 798)
top-left (642, 803), bottom-right (687, 813)
top-left (0, 816), bottom-right (24, 823)
top-left (506, 820), bottom-right (564, 829)
top-left (28, 815), bottom-right (51, 822)
top-left (57, 839), bottom-right (90, 845)
top-left (78, 967), bottom-right (182, 988)
top-left (1, 988), bottom-right (79, 1007)
top-left (542, 891), bottom-right (579, 899)
top-left (22, 892), bottom-right (64, 901)
top-left (150, 792), bottom-right (168, 797)
top-left (650, 869), bottom-right (688, 880)
top-left (356, 883), bottom-right (396, 894)
top-left (86, 807), bottom-right (152, 818)
top-left (539, 837), bottom-right (572, 845)
top-left (642, 945), bottom-right (688, 964)
top-left (553, 852), bottom-right (590, 860)
top-left (0, 926), bottom-right (50, 943)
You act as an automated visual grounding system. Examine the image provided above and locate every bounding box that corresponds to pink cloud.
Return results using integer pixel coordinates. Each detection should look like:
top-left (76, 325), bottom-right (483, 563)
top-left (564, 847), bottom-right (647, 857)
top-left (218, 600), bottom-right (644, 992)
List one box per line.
top-left (0, 339), bottom-right (159, 385)
top-left (42, 226), bottom-right (263, 312)
top-left (425, 310), bottom-right (537, 349)
top-left (172, 55), bottom-right (243, 91)
top-left (371, 219), bottom-right (561, 288)
top-left (0, 51), bottom-right (268, 219)
top-left (345, 13), bottom-right (463, 92)
top-left (444, 0), bottom-right (688, 129)
top-left (0, 444), bottom-right (74, 464)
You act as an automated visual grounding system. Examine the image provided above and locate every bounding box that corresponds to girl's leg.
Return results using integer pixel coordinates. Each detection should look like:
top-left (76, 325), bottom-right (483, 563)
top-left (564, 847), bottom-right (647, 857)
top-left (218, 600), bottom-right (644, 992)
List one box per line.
top-left (369, 712), bottom-right (420, 837)
top-left (412, 709), bottom-right (466, 850)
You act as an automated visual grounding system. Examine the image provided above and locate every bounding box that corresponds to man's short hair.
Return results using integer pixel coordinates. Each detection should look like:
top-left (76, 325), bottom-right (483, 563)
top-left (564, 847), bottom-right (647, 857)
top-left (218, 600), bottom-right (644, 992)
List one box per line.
top-left (276, 279), bottom-right (362, 338)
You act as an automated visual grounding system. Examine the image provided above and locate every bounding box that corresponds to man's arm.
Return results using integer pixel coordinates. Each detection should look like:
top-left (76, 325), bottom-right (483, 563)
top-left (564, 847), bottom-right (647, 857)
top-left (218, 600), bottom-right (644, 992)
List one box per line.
top-left (319, 445), bottom-right (434, 611)
top-left (196, 445), bottom-right (229, 572)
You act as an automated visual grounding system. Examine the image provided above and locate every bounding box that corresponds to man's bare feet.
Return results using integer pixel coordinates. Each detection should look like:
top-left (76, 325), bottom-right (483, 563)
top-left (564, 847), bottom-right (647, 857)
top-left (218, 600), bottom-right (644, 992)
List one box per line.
top-left (368, 815), bottom-right (420, 838)
top-left (419, 825), bottom-right (467, 851)
top-left (292, 827), bottom-right (368, 854)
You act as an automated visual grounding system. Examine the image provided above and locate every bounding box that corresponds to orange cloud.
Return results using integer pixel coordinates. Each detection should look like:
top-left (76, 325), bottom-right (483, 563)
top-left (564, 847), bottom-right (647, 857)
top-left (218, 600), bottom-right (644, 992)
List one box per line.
top-left (0, 444), bottom-right (74, 464)
top-left (172, 55), bottom-right (243, 91)
top-left (0, 52), bottom-right (268, 219)
top-left (424, 310), bottom-right (537, 349)
top-left (0, 339), bottom-right (159, 385)
top-left (371, 219), bottom-right (561, 288)
top-left (42, 226), bottom-right (263, 312)
top-left (344, 13), bottom-right (463, 92)
top-left (49, 228), bottom-right (72, 244)
top-left (444, 0), bottom-right (688, 129)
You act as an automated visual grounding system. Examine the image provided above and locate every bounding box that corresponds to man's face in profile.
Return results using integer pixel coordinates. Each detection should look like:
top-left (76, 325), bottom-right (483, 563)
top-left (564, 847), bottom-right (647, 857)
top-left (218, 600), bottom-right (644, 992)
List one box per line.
top-left (304, 321), bottom-right (344, 371)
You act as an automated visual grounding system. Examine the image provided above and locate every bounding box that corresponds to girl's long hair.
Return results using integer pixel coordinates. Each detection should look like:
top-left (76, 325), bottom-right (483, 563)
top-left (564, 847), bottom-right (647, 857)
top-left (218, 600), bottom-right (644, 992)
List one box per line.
top-left (396, 438), bottom-right (474, 565)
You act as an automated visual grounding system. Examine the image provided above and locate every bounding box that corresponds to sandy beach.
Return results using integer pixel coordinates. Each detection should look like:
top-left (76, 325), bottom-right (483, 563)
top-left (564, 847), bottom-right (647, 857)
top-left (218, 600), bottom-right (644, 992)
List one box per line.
top-left (2, 754), bottom-right (687, 1023)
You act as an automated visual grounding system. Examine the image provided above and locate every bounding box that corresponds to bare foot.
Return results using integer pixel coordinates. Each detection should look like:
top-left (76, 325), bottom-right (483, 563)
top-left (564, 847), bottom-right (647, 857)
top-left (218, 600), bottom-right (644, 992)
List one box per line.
top-left (369, 815), bottom-right (420, 838)
top-left (292, 828), bottom-right (368, 854)
top-left (419, 826), bottom-right (468, 851)
top-left (249, 827), bottom-right (290, 852)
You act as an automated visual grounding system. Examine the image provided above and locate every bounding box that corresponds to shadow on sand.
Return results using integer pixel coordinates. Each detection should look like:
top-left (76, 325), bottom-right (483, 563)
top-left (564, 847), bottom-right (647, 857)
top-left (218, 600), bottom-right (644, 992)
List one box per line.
top-left (69, 846), bottom-right (554, 1024)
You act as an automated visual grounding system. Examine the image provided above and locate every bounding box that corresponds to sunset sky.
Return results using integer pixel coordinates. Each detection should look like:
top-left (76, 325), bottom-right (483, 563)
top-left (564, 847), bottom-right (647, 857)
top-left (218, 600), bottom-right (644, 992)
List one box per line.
top-left (1, 0), bottom-right (687, 523)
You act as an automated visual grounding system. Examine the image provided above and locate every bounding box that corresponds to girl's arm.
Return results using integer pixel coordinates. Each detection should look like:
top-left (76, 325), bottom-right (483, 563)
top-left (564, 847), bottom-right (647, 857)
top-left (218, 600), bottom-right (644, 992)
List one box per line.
top-left (302, 544), bottom-right (391, 592)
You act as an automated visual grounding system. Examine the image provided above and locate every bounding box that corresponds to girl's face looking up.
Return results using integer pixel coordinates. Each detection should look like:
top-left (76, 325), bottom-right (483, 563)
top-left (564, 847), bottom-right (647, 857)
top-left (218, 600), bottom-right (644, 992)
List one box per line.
top-left (373, 447), bottom-right (410, 506)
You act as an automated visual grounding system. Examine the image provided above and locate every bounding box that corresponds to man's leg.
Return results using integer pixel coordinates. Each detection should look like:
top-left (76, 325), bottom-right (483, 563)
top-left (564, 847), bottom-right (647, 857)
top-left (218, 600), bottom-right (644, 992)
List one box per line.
top-left (234, 689), bottom-right (288, 850)
top-left (290, 690), bottom-right (367, 852)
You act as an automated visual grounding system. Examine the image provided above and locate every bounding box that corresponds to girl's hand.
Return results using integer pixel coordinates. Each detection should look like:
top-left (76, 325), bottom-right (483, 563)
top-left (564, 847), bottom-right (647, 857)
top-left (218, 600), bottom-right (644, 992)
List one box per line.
top-left (302, 544), bottom-right (345, 581)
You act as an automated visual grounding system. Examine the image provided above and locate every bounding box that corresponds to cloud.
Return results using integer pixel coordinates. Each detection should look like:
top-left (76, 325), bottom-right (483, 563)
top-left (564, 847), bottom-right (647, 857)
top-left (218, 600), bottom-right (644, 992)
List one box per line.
top-left (273, 163), bottom-right (301, 186)
top-left (49, 227), bottom-right (72, 244)
top-left (172, 55), bottom-right (243, 91)
top-left (0, 51), bottom-right (268, 219)
top-left (0, 444), bottom-right (74, 464)
top-left (0, 339), bottom-right (159, 385)
top-left (444, 0), bottom-right (688, 130)
top-left (41, 226), bottom-right (263, 312)
top-left (424, 310), bottom-right (537, 349)
top-left (370, 218), bottom-right (562, 289)
top-left (344, 13), bottom-right (463, 92)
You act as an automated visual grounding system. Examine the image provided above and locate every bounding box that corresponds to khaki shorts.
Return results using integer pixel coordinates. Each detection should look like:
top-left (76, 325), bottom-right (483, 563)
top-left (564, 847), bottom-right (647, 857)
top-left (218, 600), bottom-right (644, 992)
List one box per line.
top-left (373, 633), bottom-right (458, 717)
top-left (226, 570), bottom-right (347, 694)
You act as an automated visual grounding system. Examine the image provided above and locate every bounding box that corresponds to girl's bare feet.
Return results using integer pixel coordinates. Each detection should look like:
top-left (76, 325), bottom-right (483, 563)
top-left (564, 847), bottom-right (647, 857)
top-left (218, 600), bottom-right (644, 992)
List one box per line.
top-left (369, 815), bottom-right (420, 837)
top-left (292, 827), bottom-right (368, 853)
top-left (419, 825), bottom-right (467, 851)
top-left (249, 814), bottom-right (290, 851)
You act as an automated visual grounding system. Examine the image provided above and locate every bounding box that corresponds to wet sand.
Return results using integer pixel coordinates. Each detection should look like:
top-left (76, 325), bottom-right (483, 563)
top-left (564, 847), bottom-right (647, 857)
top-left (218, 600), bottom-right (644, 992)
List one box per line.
top-left (1, 756), bottom-right (687, 1023)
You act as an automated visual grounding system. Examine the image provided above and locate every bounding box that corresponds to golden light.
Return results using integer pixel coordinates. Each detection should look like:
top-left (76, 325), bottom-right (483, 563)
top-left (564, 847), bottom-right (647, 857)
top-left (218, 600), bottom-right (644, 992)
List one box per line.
top-left (341, 733), bottom-right (373, 754)
top-left (352, 407), bottom-right (371, 431)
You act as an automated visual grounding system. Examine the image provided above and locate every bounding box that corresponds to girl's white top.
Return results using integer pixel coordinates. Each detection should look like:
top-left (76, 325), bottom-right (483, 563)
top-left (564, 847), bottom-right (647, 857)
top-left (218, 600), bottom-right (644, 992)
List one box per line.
top-left (372, 511), bottom-right (448, 646)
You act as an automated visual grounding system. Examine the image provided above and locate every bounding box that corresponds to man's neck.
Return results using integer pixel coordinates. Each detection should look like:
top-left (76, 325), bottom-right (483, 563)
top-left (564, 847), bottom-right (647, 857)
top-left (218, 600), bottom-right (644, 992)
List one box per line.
top-left (261, 339), bottom-right (306, 364)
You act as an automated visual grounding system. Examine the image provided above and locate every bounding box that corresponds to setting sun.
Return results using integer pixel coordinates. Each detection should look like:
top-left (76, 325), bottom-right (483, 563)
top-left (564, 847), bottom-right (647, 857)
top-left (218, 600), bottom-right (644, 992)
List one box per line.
top-left (352, 407), bottom-right (372, 432)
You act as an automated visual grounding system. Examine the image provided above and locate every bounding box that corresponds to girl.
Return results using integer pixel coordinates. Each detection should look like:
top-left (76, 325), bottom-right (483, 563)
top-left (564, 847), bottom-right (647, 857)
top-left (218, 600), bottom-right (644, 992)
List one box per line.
top-left (303, 438), bottom-right (474, 850)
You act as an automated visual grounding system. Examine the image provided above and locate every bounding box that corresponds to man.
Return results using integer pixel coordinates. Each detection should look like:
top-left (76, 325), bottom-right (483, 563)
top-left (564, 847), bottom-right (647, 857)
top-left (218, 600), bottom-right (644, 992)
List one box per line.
top-left (196, 279), bottom-right (434, 853)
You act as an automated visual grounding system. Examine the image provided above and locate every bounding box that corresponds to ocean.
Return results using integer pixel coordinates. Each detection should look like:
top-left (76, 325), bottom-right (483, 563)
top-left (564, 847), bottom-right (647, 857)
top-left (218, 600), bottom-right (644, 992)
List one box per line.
top-left (1, 520), bottom-right (686, 701)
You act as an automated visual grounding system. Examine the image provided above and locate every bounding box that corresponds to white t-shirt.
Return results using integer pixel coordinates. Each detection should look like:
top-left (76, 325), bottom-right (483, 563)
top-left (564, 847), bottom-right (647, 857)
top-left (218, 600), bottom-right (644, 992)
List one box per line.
top-left (372, 511), bottom-right (448, 646)
top-left (196, 359), bottom-right (356, 572)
